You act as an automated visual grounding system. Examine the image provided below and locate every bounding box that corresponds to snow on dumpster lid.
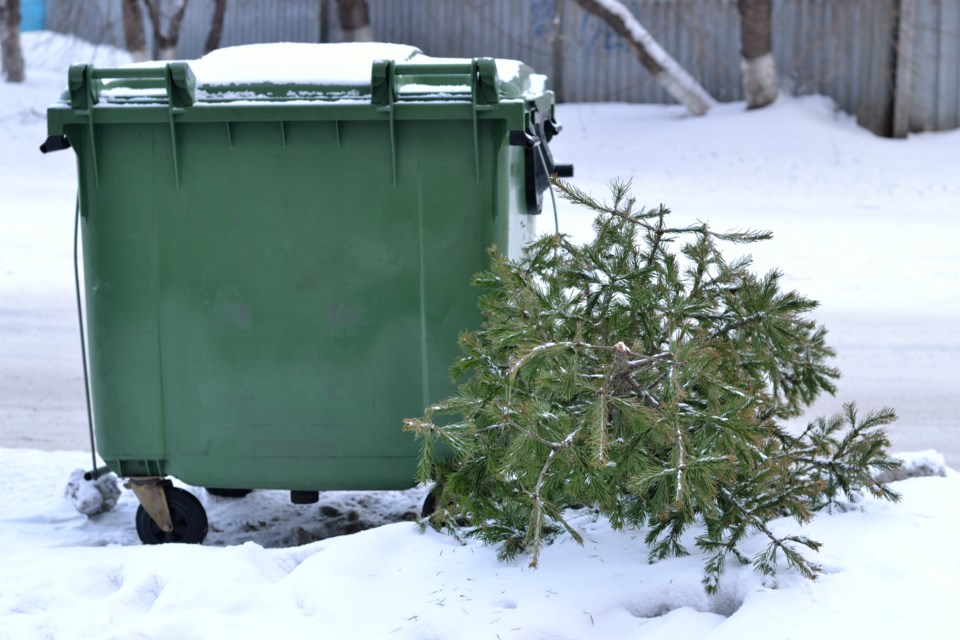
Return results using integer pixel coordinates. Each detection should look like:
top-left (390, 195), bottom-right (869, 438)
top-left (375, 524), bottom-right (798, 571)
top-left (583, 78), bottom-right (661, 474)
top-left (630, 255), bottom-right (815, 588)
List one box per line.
top-left (92, 43), bottom-right (551, 105)
top-left (494, 59), bottom-right (548, 100)
top-left (191, 42), bottom-right (422, 87)
top-left (191, 43), bottom-right (549, 100)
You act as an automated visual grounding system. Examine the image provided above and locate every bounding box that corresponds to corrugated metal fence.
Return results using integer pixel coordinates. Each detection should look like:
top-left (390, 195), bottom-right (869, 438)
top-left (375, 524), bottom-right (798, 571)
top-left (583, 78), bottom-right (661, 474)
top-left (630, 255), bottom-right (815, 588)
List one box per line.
top-left (900, 0), bottom-right (960, 133)
top-left (44, 0), bottom-right (960, 135)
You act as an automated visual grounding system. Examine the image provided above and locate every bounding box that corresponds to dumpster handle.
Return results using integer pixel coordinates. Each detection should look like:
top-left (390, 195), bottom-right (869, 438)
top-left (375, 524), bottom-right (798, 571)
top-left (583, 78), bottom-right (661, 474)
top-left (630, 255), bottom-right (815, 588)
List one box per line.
top-left (73, 191), bottom-right (99, 479)
top-left (372, 58), bottom-right (500, 186)
top-left (373, 60), bottom-right (500, 107)
top-left (69, 63), bottom-right (197, 109)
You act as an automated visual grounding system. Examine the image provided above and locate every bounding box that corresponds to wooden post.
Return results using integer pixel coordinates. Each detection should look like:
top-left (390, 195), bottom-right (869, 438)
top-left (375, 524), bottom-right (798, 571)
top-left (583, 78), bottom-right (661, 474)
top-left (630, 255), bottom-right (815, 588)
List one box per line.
top-left (0, 0), bottom-right (25, 82)
top-left (855, 0), bottom-right (899, 137)
top-left (319, 0), bottom-right (331, 43)
top-left (892, 0), bottom-right (918, 138)
top-left (551, 0), bottom-right (565, 103)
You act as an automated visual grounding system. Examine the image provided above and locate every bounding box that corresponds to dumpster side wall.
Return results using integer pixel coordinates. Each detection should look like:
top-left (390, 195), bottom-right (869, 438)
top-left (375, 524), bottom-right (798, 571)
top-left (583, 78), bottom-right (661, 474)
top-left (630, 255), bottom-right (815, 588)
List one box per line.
top-left (74, 110), bottom-right (529, 491)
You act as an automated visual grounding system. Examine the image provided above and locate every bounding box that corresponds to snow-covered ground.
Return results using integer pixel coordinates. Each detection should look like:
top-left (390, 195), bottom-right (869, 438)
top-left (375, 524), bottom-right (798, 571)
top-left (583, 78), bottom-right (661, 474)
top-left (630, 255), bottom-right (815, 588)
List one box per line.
top-left (2, 33), bottom-right (959, 639)
top-left (1, 447), bottom-right (957, 639)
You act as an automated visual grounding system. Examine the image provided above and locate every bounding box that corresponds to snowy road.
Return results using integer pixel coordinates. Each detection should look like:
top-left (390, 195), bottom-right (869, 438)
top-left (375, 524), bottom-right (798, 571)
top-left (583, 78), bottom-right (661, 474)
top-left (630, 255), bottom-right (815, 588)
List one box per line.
top-left (0, 297), bottom-right (88, 451)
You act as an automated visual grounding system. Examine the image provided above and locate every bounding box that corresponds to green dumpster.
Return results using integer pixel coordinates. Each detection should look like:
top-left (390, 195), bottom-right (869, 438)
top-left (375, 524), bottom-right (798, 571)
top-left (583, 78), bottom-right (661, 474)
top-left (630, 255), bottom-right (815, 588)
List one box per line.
top-left (43, 43), bottom-right (569, 544)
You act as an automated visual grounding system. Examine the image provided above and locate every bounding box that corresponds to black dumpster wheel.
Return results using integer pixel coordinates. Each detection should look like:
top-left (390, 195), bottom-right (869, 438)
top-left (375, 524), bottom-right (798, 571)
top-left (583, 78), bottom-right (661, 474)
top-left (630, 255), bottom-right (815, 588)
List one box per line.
top-left (205, 488), bottom-right (252, 498)
top-left (421, 485), bottom-right (442, 518)
top-left (136, 487), bottom-right (208, 545)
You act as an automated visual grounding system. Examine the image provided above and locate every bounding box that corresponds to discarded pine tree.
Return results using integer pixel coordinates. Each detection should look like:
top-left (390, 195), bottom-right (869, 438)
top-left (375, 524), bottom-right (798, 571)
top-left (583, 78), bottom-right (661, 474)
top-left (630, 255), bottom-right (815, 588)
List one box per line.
top-left (404, 179), bottom-right (900, 592)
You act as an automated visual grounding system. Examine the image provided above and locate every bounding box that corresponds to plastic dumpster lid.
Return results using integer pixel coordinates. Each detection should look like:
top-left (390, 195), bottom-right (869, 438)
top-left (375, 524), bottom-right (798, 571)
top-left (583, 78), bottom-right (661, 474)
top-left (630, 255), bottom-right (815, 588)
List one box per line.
top-left (92, 42), bottom-right (549, 106)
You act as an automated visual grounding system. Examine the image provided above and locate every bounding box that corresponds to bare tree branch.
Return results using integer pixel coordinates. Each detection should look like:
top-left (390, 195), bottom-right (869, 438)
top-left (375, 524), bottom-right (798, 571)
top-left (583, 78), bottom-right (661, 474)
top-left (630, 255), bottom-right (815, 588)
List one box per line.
top-left (572, 0), bottom-right (714, 116)
top-left (204, 0), bottom-right (228, 54)
top-left (121, 0), bottom-right (148, 62)
top-left (143, 0), bottom-right (191, 60)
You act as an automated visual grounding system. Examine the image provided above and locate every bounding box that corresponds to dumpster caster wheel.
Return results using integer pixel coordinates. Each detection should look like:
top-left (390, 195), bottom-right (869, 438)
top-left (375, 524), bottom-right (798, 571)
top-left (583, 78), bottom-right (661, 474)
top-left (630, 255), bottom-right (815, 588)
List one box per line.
top-left (136, 487), bottom-right (208, 545)
top-left (422, 485), bottom-right (442, 518)
top-left (206, 488), bottom-right (252, 498)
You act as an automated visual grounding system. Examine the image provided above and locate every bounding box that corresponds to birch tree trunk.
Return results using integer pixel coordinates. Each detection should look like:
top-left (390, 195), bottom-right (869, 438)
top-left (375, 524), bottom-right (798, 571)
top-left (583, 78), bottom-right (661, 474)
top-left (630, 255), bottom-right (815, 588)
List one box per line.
top-left (122, 0), bottom-right (148, 62)
top-left (737, 0), bottom-right (778, 109)
top-left (573, 0), bottom-right (713, 116)
top-left (337, 0), bottom-right (373, 42)
top-left (204, 0), bottom-right (228, 54)
top-left (144, 0), bottom-right (191, 60)
top-left (0, 0), bottom-right (25, 83)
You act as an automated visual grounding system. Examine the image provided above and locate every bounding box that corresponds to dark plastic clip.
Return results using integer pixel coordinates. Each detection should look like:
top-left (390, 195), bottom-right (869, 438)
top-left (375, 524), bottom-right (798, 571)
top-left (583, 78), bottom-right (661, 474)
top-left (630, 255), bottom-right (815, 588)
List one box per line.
top-left (508, 130), bottom-right (537, 148)
top-left (40, 135), bottom-right (72, 154)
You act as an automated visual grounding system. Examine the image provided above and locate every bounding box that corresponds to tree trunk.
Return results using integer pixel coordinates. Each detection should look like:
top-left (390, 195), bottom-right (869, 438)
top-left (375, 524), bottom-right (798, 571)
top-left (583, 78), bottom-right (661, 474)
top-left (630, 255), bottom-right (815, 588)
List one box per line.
top-left (204, 0), bottom-right (228, 54)
top-left (319, 0), bottom-right (331, 43)
top-left (144, 0), bottom-right (191, 60)
top-left (122, 0), bottom-right (148, 62)
top-left (337, 0), bottom-right (373, 42)
top-left (0, 0), bottom-right (25, 83)
top-left (737, 0), bottom-right (778, 109)
top-left (573, 0), bottom-right (713, 116)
